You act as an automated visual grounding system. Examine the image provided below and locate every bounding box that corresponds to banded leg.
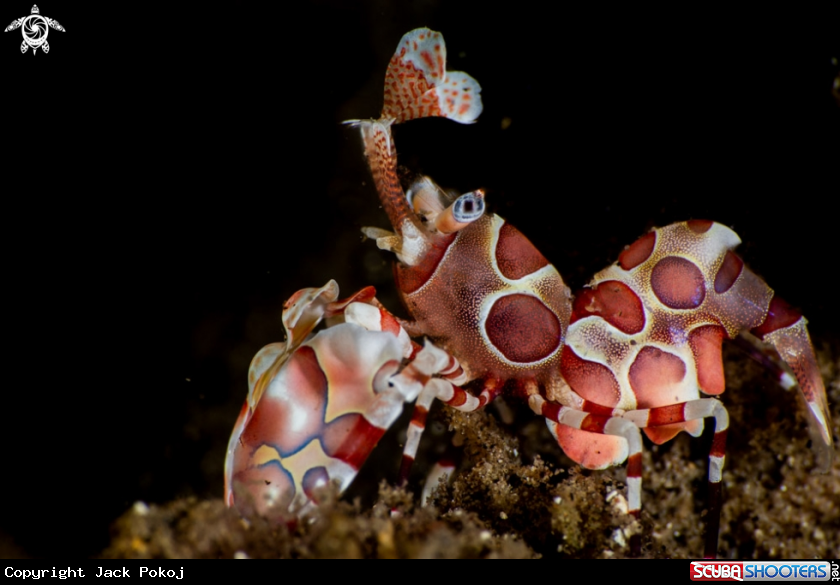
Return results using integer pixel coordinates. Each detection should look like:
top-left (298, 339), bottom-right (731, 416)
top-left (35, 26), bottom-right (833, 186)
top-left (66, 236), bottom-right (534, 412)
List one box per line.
top-left (528, 394), bottom-right (642, 506)
top-left (622, 399), bottom-right (729, 559)
top-left (400, 369), bottom-right (506, 486)
top-left (398, 346), bottom-right (491, 484)
top-left (531, 396), bottom-right (644, 516)
top-left (337, 298), bottom-right (483, 486)
top-left (533, 395), bottom-right (646, 554)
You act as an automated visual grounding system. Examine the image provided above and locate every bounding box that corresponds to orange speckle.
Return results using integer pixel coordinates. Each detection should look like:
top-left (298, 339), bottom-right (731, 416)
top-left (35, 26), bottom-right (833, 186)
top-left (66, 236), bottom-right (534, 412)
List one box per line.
top-left (419, 34), bottom-right (425, 40)
top-left (434, 44), bottom-right (440, 51)
top-left (421, 50), bottom-right (435, 70)
top-left (459, 103), bottom-right (470, 115)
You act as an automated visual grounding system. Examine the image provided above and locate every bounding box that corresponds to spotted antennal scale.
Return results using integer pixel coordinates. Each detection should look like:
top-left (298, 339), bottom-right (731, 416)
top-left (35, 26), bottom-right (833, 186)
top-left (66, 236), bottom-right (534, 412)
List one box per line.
top-left (382, 28), bottom-right (483, 124)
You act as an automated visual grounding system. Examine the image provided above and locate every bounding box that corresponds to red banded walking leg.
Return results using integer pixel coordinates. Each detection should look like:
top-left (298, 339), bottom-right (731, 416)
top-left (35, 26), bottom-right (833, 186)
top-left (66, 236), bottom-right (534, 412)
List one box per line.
top-left (397, 344), bottom-right (497, 484)
top-left (529, 396), bottom-right (644, 516)
top-left (532, 395), bottom-right (731, 557)
top-left (621, 399), bottom-right (729, 559)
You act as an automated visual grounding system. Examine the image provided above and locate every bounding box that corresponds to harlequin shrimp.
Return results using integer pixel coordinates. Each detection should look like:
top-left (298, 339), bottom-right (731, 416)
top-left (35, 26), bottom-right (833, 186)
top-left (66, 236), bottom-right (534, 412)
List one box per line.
top-left (226, 28), bottom-right (833, 558)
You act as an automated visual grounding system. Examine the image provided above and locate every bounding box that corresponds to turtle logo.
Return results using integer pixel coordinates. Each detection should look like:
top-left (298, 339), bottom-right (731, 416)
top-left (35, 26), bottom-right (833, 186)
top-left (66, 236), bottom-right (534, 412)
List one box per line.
top-left (4, 5), bottom-right (65, 55)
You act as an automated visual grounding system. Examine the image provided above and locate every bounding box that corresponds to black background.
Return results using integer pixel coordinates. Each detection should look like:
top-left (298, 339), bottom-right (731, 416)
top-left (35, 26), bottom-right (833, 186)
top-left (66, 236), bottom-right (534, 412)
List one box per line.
top-left (1, 1), bottom-right (837, 558)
